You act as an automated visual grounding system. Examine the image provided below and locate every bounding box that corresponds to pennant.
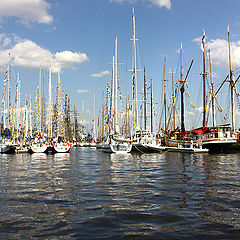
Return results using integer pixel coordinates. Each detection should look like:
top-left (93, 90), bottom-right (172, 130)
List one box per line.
top-left (201, 29), bottom-right (206, 52)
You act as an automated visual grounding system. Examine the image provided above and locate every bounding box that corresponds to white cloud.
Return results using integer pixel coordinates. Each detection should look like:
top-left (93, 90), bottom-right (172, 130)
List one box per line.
top-left (194, 36), bottom-right (240, 71)
top-left (0, 35), bottom-right (89, 73)
top-left (76, 89), bottom-right (91, 94)
top-left (55, 51), bottom-right (89, 69)
top-left (148, 0), bottom-right (171, 9)
top-left (91, 70), bottom-right (110, 78)
top-left (110, 0), bottom-right (171, 9)
top-left (55, 51), bottom-right (88, 64)
top-left (0, 0), bottom-right (53, 25)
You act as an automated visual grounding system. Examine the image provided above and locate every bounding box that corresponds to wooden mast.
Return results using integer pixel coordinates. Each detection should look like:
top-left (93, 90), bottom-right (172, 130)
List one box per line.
top-left (208, 49), bottom-right (216, 127)
top-left (180, 43), bottom-right (185, 132)
top-left (227, 20), bottom-right (235, 131)
top-left (163, 56), bottom-right (167, 132)
top-left (202, 29), bottom-right (207, 128)
top-left (171, 71), bottom-right (175, 130)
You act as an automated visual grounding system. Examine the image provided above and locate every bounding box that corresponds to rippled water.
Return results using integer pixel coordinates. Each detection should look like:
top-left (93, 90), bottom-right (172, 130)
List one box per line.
top-left (0, 148), bottom-right (240, 239)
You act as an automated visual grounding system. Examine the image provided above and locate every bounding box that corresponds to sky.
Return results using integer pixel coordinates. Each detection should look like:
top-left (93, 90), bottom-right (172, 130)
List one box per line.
top-left (1, 0), bottom-right (240, 131)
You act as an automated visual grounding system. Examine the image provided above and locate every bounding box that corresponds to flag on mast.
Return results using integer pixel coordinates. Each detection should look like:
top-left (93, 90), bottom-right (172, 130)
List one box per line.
top-left (201, 29), bottom-right (206, 52)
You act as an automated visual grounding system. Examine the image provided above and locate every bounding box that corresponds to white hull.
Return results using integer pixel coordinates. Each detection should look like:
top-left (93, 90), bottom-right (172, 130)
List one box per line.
top-left (54, 143), bottom-right (70, 153)
top-left (110, 139), bottom-right (132, 154)
top-left (31, 144), bottom-right (47, 153)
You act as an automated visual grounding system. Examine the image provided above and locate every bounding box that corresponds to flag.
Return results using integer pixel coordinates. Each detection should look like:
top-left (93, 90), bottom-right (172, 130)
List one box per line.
top-left (201, 29), bottom-right (206, 52)
top-left (227, 20), bottom-right (229, 33)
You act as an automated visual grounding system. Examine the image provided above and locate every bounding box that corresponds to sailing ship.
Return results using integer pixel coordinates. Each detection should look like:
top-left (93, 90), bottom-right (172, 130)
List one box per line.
top-left (165, 27), bottom-right (237, 152)
top-left (52, 70), bottom-right (71, 153)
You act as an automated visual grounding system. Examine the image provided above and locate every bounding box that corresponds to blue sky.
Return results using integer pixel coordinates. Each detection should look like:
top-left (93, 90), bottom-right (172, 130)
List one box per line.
top-left (1, 0), bottom-right (240, 130)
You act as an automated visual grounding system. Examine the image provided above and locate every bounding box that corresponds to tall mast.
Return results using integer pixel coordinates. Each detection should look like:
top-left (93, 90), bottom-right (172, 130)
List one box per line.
top-left (42, 76), bottom-right (45, 136)
top-left (208, 49), bottom-right (216, 127)
top-left (144, 67), bottom-right (147, 131)
top-left (227, 21), bottom-right (235, 131)
top-left (25, 94), bottom-right (28, 139)
top-left (132, 7), bottom-right (138, 128)
top-left (111, 54), bottom-right (115, 132)
top-left (7, 53), bottom-right (11, 129)
top-left (114, 36), bottom-right (118, 132)
top-left (93, 91), bottom-right (96, 141)
top-left (150, 79), bottom-right (153, 133)
top-left (202, 29), bottom-right (207, 128)
top-left (48, 67), bottom-right (52, 137)
top-left (102, 90), bottom-right (105, 140)
top-left (180, 42), bottom-right (185, 132)
top-left (163, 56), bottom-right (167, 132)
top-left (29, 94), bottom-right (32, 136)
top-left (171, 71), bottom-right (176, 130)
top-left (38, 66), bottom-right (42, 133)
top-left (16, 73), bottom-right (20, 135)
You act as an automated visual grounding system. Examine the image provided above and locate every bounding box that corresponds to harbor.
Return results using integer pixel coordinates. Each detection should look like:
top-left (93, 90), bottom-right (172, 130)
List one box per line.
top-left (1, 147), bottom-right (240, 239)
top-left (1, 0), bottom-right (240, 239)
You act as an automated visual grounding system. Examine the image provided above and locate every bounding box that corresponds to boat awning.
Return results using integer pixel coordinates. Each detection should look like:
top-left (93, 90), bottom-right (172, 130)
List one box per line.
top-left (177, 127), bottom-right (209, 135)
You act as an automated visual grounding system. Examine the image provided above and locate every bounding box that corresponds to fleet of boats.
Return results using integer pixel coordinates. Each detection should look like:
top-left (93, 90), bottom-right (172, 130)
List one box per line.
top-left (1, 10), bottom-right (240, 156)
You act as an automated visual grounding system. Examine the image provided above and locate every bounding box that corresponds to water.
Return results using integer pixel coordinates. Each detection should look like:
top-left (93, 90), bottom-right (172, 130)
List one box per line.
top-left (0, 148), bottom-right (240, 239)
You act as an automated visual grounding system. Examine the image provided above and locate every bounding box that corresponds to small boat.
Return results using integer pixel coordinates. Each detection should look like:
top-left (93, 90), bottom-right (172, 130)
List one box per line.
top-left (110, 138), bottom-right (132, 154)
top-left (54, 142), bottom-right (70, 153)
top-left (0, 139), bottom-right (15, 154)
top-left (30, 138), bottom-right (48, 153)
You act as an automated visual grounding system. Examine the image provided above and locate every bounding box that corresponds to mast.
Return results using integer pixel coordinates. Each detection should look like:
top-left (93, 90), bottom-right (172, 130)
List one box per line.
top-left (48, 67), bottom-right (52, 137)
top-left (128, 94), bottom-right (131, 136)
top-left (111, 54), bottom-right (115, 132)
top-left (102, 90), bottom-right (105, 140)
top-left (132, 7), bottom-right (139, 128)
top-left (29, 94), bottom-right (32, 136)
top-left (16, 73), bottom-right (20, 136)
top-left (227, 20), bottom-right (235, 131)
top-left (93, 91), bottom-right (96, 141)
top-left (57, 70), bottom-right (60, 136)
top-left (42, 76), bottom-right (45, 136)
top-left (150, 79), bottom-right (153, 133)
top-left (202, 29), bottom-right (207, 128)
top-left (171, 71), bottom-right (176, 130)
top-left (7, 53), bottom-right (11, 129)
top-left (208, 49), bottom-right (216, 127)
top-left (3, 72), bottom-right (6, 131)
top-left (24, 94), bottom-right (28, 139)
top-left (144, 67), bottom-right (147, 131)
top-left (114, 36), bottom-right (118, 133)
top-left (163, 56), bottom-right (167, 132)
top-left (39, 66), bottom-right (42, 133)
top-left (180, 42), bottom-right (185, 132)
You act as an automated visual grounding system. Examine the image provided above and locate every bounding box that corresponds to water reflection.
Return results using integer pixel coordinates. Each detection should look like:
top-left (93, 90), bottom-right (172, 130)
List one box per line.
top-left (31, 153), bottom-right (47, 161)
top-left (0, 149), bottom-right (240, 239)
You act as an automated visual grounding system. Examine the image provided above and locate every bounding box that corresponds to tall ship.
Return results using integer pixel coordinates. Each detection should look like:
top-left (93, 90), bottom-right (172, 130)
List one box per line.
top-left (165, 26), bottom-right (237, 152)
